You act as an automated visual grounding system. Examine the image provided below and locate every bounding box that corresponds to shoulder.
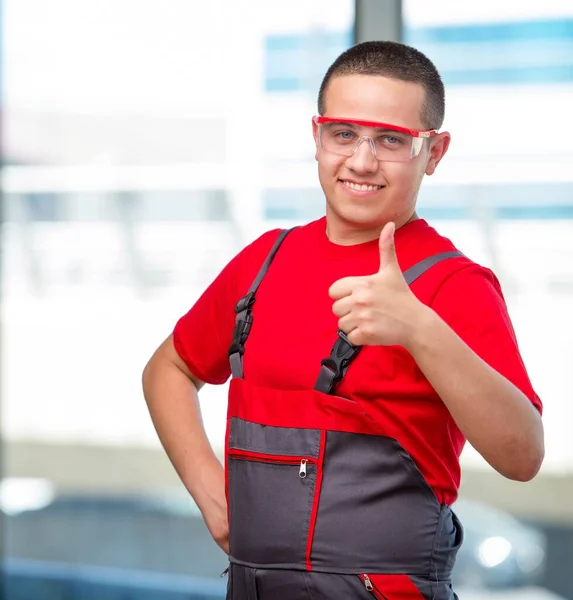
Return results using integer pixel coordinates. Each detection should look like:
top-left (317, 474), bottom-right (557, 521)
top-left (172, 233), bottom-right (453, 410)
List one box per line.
top-left (238, 219), bottom-right (316, 264)
top-left (240, 227), bottom-right (284, 264)
top-left (398, 219), bottom-right (492, 301)
top-left (415, 222), bottom-right (504, 300)
top-left (431, 262), bottom-right (507, 319)
top-left (231, 219), bottom-right (319, 291)
top-left (416, 226), bottom-right (511, 334)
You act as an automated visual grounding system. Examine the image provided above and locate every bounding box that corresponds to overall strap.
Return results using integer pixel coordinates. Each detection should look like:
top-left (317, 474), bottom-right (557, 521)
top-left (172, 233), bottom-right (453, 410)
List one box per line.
top-left (402, 251), bottom-right (462, 286)
top-left (314, 250), bottom-right (464, 394)
top-left (229, 228), bottom-right (295, 378)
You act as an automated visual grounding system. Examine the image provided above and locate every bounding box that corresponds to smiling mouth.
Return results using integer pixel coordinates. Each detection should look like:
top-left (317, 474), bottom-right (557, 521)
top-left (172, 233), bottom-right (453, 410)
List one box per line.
top-left (340, 180), bottom-right (384, 192)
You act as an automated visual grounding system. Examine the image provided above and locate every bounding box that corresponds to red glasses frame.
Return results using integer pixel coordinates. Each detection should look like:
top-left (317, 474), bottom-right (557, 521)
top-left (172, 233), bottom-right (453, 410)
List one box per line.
top-left (313, 116), bottom-right (438, 138)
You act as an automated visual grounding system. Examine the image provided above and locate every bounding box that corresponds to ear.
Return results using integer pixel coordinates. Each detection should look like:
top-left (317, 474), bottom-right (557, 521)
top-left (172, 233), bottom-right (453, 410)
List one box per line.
top-left (425, 131), bottom-right (451, 176)
top-left (312, 116), bottom-right (320, 161)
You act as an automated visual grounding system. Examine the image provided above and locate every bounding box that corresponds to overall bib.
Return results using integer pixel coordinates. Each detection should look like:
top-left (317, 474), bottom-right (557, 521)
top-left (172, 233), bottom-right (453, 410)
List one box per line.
top-left (225, 229), bottom-right (464, 600)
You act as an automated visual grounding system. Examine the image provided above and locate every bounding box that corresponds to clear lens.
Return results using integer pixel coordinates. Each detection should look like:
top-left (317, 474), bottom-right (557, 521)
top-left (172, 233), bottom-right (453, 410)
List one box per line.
top-left (319, 122), bottom-right (422, 162)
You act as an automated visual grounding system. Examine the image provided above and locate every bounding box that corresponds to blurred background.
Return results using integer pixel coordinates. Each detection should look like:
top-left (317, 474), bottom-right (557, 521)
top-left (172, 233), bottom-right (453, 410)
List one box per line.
top-left (1, 0), bottom-right (572, 598)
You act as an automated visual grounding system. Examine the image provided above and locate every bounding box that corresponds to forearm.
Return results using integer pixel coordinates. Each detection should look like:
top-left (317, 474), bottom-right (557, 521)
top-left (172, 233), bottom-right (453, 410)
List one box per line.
top-left (142, 357), bottom-right (225, 510)
top-left (407, 307), bottom-right (544, 481)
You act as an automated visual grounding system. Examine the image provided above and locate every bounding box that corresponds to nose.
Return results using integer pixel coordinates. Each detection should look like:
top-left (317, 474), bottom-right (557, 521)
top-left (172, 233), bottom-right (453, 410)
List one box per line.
top-left (345, 136), bottom-right (378, 173)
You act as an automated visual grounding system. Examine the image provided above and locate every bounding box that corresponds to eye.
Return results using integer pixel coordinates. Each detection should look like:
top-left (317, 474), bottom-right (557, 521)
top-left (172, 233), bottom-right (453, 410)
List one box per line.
top-left (335, 130), bottom-right (356, 142)
top-left (382, 135), bottom-right (403, 145)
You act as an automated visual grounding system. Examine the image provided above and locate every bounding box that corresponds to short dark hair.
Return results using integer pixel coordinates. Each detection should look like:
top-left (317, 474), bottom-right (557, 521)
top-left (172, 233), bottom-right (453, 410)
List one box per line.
top-left (318, 40), bottom-right (445, 130)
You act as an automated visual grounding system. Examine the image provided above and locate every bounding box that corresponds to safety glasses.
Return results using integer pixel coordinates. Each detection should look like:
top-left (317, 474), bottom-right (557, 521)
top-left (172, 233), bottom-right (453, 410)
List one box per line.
top-left (314, 116), bottom-right (438, 162)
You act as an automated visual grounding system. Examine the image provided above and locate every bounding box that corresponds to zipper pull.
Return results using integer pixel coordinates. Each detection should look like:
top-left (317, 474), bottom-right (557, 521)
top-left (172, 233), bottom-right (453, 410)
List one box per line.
top-left (220, 567), bottom-right (229, 578)
top-left (363, 574), bottom-right (373, 592)
top-left (299, 459), bottom-right (308, 478)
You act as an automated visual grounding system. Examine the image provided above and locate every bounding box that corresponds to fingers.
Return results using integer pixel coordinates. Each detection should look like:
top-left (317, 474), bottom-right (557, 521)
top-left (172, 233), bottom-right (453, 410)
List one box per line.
top-left (332, 295), bottom-right (354, 318)
top-left (338, 313), bottom-right (358, 337)
top-left (329, 276), bottom-right (365, 300)
top-left (332, 281), bottom-right (370, 331)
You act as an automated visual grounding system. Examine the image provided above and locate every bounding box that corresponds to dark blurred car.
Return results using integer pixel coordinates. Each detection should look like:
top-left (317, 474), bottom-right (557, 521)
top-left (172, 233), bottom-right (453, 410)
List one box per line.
top-left (2, 482), bottom-right (546, 590)
top-left (452, 498), bottom-right (546, 589)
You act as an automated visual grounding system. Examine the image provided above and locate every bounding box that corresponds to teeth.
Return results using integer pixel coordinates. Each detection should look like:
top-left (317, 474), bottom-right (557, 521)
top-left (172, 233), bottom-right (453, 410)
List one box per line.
top-left (343, 181), bottom-right (381, 192)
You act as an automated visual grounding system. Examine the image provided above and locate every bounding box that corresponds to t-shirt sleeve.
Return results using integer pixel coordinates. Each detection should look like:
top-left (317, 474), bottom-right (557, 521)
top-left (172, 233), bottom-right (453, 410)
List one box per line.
top-left (430, 264), bottom-right (542, 414)
top-left (172, 229), bottom-right (280, 385)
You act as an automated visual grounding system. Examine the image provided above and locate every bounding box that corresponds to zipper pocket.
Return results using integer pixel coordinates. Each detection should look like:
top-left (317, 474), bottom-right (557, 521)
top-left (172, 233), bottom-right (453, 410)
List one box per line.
top-left (360, 574), bottom-right (389, 600)
top-left (228, 449), bottom-right (317, 478)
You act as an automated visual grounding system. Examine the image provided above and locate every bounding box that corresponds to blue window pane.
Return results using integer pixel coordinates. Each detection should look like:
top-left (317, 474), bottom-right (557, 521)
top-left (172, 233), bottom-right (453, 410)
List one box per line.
top-left (405, 18), bottom-right (573, 86)
top-left (264, 29), bottom-right (354, 93)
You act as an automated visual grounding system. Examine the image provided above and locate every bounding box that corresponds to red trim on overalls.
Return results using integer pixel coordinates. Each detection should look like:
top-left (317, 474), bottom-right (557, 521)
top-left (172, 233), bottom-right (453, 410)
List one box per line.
top-left (360, 573), bottom-right (425, 599)
top-left (224, 417), bottom-right (231, 525)
top-left (228, 449), bottom-right (318, 466)
top-left (305, 429), bottom-right (327, 570)
top-left (228, 377), bottom-right (384, 436)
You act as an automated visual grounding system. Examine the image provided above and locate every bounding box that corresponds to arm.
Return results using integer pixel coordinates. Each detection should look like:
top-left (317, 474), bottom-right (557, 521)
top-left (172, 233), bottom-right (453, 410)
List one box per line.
top-left (406, 306), bottom-right (544, 482)
top-left (330, 222), bottom-right (544, 482)
top-left (142, 229), bottom-right (282, 553)
top-left (142, 334), bottom-right (229, 553)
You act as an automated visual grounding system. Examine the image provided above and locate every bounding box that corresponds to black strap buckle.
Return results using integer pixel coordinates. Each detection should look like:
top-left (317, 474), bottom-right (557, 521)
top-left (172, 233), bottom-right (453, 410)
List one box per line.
top-left (229, 293), bottom-right (256, 357)
top-left (235, 292), bottom-right (256, 314)
top-left (320, 330), bottom-right (361, 380)
top-left (228, 312), bottom-right (253, 357)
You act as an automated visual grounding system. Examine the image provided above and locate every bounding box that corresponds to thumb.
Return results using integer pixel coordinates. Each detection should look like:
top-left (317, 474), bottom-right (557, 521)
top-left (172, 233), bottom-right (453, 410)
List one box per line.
top-left (378, 221), bottom-right (398, 272)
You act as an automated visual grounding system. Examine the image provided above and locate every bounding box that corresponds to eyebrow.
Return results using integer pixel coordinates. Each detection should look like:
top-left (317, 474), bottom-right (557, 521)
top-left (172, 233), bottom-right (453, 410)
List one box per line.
top-left (326, 122), bottom-right (406, 135)
top-left (327, 121), bottom-right (358, 128)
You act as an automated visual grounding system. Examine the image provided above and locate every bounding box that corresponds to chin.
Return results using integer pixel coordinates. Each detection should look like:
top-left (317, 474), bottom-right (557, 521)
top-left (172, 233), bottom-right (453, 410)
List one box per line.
top-left (331, 203), bottom-right (387, 228)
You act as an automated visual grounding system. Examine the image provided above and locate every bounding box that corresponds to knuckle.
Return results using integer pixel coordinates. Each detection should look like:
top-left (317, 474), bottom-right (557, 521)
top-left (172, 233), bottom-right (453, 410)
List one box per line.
top-left (360, 321), bottom-right (375, 336)
top-left (354, 290), bottom-right (371, 306)
top-left (356, 309), bottom-right (372, 326)
top-left (348, 330), bottom-right (360, 345)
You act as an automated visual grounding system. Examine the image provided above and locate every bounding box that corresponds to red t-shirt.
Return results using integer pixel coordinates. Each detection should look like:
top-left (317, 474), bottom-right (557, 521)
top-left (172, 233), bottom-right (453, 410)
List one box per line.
top-left (173, 217), bottom-right (541, 504)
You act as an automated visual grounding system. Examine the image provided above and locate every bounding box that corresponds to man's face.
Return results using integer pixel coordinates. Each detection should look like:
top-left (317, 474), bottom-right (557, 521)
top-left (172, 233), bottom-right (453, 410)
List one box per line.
top-left (313, 74), bottom-right (450, 237)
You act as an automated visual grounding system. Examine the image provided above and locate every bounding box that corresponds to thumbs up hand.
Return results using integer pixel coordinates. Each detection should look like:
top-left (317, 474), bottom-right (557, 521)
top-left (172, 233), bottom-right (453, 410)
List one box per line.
top-left (329, 222), bottom-right (426, 348)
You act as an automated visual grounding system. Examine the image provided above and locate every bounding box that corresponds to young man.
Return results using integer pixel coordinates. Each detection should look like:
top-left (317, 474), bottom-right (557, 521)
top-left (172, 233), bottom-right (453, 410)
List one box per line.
top-left (143, 41), bottom-right (544, 599)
